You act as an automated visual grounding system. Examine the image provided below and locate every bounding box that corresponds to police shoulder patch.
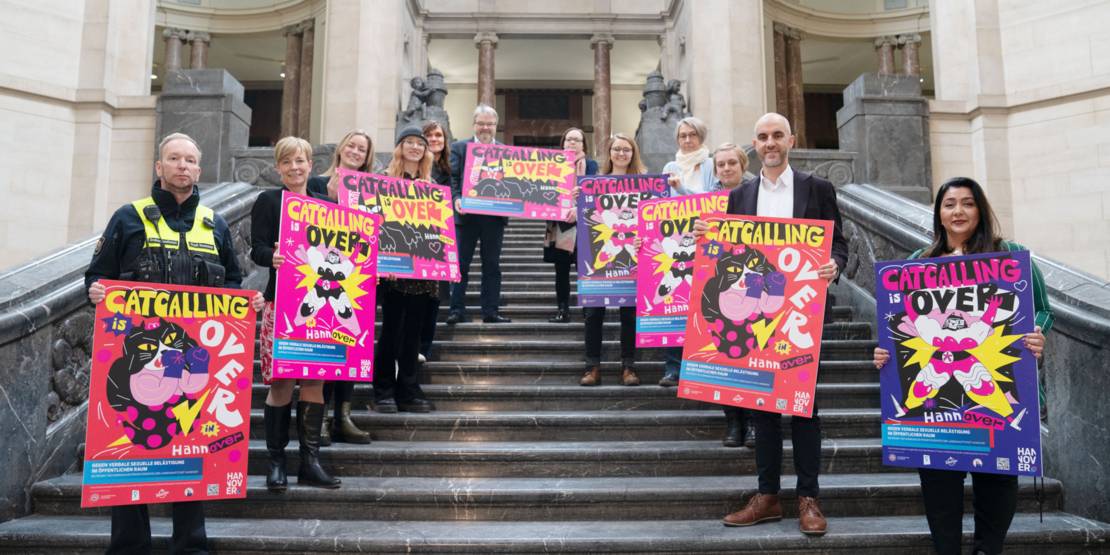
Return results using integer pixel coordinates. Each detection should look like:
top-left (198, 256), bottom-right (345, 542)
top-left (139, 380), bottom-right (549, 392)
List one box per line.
top-left (94, 236), bottom-right (105, 256)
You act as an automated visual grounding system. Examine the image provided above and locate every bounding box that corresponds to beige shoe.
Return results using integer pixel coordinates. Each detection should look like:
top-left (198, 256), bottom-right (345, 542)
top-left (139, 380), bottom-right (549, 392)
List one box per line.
top-left (579, 366), bottom-right (601, 386)
top-left (620, 367), bottom-right (641, 386)
top-left (798, 496), bottom-right (828, 536)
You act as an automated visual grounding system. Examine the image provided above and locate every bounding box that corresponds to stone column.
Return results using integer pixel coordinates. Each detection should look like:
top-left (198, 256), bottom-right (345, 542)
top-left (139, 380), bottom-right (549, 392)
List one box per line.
top-left (281, 25), bottom-right (303, 138)
top-left (898, 34), bottom-right (922, 77)
top-left (875, 36), bottom-right (897, 75)
top-left (772, 23), bottom-right (789, 120)
top-left (297, 21), bottom-right (315, 139)
top-left (591, 33), bottom-right (614, 145)
top-left (783, 25), bottom-right (806, 148)
top-left (162, 28), bottom-right (187, 72)
top-left (474, 32), bottom-right (498, 107)
top-left (187, 32), bottom-right (210, 70)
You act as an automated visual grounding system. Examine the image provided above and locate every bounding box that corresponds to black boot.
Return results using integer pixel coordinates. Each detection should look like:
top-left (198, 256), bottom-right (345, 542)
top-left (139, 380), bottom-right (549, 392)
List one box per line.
top-left (744, 415), bottom-right (757, 449)
top-left (333, 401), bottom-right (371, 444)
top-left (296, 401), bottom-right (341, 488)
top-left (264, 403), bottom-right (291, 492)
top-left (548, 303), bottom-right (570, 323)
top-left (320, 414), bottom-right (333, 447)
top-left (722, 409), bottom-right (743, 448)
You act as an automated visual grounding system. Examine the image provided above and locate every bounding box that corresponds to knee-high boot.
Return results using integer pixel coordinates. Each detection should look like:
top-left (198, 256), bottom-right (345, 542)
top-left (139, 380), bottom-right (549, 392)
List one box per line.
top-left (296, 401), bottom-right (341, 488)
top-left (264, 403), bottom-right (291, 492)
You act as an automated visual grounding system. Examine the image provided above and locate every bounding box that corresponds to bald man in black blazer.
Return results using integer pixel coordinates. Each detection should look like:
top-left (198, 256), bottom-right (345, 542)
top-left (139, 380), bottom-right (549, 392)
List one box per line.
top-left (698, 113), bottom-right (847, 537)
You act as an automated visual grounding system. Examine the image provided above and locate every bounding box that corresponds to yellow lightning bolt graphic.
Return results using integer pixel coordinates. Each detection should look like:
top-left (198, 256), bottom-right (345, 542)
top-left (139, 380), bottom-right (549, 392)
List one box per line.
top-left (338, 264), bottom-right (375, 310)
top-left (900, 336), bottom-right (937, 369)
top-left (294, 263), bottom-right (318, 291)
top-left (172, 389), bottom-right (211, 436)
top-left (968, 325), bottom-right (1022, 384)
top-left (652, 251), bottom-right (674, 276)
top-left (751, 313), bottom-right (784, 351)
top-left (108, 435), bottom-right (131, 447)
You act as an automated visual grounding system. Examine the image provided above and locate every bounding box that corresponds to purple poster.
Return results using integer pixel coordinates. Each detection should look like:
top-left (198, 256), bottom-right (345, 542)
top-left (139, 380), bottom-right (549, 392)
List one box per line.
top-left (575, 174), bottom-right (670, 307)
top-left (876, 250), bottom-right (1042, 476)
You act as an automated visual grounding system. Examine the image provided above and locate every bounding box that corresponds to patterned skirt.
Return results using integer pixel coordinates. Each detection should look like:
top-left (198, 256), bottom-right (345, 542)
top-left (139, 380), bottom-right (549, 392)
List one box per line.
top-left (259, 301), bottom-right (276, 385)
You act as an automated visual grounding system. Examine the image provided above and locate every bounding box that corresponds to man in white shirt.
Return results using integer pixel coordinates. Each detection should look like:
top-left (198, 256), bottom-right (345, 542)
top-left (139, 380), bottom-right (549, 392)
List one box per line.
top-left (695, 113), bottom-right (848, 537)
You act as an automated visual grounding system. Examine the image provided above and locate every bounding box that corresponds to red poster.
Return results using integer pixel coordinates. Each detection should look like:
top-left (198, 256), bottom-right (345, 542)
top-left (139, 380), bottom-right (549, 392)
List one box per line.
top-left (82, 280), bottom-right (256, 508)
top-left (678, 215), bottom-right (833, 417)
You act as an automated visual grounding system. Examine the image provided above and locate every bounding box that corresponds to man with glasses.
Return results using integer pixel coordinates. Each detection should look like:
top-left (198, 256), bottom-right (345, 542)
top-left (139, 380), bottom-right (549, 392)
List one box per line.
top-left (446, 104), bottom-right (511, 324)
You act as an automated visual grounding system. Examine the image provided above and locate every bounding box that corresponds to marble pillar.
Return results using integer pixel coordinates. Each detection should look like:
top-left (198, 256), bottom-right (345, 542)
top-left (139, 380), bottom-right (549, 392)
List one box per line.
top-left (281, 25), bottom-right (303, 138)
top-left (591, 34), bottom-right (614, 145)
top-left (772, 23), bottom-right (789, 120)
top-left (899, 34), bottom-right (922, 77)
top-left (783, 26), bottom-right (806, 148)
top-left (297, 21), bottom-right (315, 139)
top-left (188, 32), bottom-right (210, 70)
top-left (475, 32), bottom-right (498, 108)
top-left (162, 28), bottom-right (186, 72)
top-left (875, 36), bottom-right (897, 75)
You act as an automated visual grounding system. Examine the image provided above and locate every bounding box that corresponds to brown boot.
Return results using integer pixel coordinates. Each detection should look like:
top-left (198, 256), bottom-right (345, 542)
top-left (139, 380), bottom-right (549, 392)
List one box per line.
top-left (722, 493), bottom-right (783, 527)
top-left (620, 367), bottom-right (640, 386)
top-left (798, 496), bottom-right (827, 536)
top-left (579, 366), bottom-right (601, 386)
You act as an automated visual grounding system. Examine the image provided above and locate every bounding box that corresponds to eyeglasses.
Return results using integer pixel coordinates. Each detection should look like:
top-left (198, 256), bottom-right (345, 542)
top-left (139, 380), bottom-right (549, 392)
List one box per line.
top-left (610, 147), bottom-right (633, 154)
top-left (564, 137), bottom-right (583, 143)
top-left (678, 132), bottom-right (699, 141)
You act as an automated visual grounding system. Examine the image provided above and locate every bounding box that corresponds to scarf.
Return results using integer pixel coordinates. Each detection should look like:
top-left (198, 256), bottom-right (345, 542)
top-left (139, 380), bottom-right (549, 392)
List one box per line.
top-left (673, 146), bottom-right (710, 191)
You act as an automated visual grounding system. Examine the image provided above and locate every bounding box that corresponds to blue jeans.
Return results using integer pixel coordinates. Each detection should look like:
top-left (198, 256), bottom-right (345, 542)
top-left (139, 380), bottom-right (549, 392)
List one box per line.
top-left (662, 346), bottom-right (682, 377)
top-left (450, 216), bottom-right (506, 318)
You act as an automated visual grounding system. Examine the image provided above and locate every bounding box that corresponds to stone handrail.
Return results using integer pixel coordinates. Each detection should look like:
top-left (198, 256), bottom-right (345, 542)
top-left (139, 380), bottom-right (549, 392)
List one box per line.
top-left (835, 182), bottom-right (1110, 523)
top-left (0, 181), bottom-right (263, 522)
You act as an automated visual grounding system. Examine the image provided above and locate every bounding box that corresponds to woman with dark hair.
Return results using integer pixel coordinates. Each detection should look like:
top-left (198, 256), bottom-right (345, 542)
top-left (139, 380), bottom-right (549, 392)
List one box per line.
top-left (305, 130), bottom-right (374, 446)
top-left (873, 177), bottom-right (1052, 555)
top-left (253, 136), bottom-right (342, 492)
top-left (579, 133), bottom-right (645, 387)
top-left (545, 127), bottom-right (597, 323)
top-left (370, 126), bottom-right (439, 413)
top-left (418, 121), bottom-right (452, 362)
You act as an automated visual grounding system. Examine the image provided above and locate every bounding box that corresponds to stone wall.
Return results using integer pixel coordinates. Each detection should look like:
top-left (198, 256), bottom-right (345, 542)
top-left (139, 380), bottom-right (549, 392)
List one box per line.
top-left (835, 183), bottom-right (1110, 523)
top-left (0, 182), bottom-right (263, 522)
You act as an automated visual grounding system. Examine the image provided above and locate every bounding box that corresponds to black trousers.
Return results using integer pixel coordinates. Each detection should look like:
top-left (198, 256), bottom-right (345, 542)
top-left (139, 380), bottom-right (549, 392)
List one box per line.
top-left (374, 287), bottom-right (431, 404)
top-left (450, 216), bottom-right (506, 318)
top-left (553, 258), bottom-right (572, 308)
top-left (583, 306), bottom-right (635, 367)
top-left (918, 468), bottom-right (1018, 555)
top-left (108, 502), bottom-right (206, 554)
top-left (752, 404), bottom-right (821, 498)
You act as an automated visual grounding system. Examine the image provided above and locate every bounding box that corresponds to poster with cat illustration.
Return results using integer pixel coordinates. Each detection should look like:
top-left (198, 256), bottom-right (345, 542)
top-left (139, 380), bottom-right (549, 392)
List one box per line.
top-left (82, 280), bottom-right (256, 508)
top-left (678, 214), bottom-right (832, 417)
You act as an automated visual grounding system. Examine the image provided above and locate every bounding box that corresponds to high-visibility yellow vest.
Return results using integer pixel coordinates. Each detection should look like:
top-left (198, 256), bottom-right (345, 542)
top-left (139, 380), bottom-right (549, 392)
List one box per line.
top-left (131, 197), bottom-right (219, 255)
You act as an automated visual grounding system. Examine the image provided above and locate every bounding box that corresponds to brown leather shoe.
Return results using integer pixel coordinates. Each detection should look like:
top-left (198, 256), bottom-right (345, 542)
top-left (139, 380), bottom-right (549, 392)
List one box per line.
top-left (620, 367), bottom-right (641, 386)
top-left (798, 496), bottom-right (828, 536)
top-left (579, 366), bottom-right (601, 386)
top-left (722, 493), bottom-right (782, 527)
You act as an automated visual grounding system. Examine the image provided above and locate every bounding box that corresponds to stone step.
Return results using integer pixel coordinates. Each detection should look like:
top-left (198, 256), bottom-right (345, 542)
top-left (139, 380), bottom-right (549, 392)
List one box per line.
top-left (3, 513), bottom-right (1104, 554)
top-left (30, 473), bottom-right (1062, 522)
top-left (430, 304), bottom-right (857, 323)
top-left (253, 359), bottom-right (878, 386)
top-left (427, 338), bottom-right (876, 362)
top-left (238, 438), bottom-right (895, 477)
top-left (245, 409), bottom-right (882, 441)
top-left (249, 382), bottom-right (880, 410)
top-left (431, 320), bottom-right (871, 340)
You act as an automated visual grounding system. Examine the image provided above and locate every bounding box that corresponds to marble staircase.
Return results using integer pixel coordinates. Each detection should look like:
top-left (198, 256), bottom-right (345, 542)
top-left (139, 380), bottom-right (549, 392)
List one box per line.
top-left (1, 219), bottom-right (1107, 553)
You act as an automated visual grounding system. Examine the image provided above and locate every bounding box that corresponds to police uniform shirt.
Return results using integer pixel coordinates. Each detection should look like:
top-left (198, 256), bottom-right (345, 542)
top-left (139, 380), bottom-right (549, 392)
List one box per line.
top-left (85, 183), bottom-right (243, 291)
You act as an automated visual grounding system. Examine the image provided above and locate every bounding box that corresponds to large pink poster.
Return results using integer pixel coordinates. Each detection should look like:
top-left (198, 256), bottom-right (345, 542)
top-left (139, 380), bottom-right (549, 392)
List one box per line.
top-left (635, 192), bottom-right (729, 347)
top-left (272, 191), bottom-right (379, 382)
top-left (82, 280), bottom-right (256, 508)
top-left (337, 168), bottom-right (460, 282)
top-left (459, 143), bottom-right (575, 220)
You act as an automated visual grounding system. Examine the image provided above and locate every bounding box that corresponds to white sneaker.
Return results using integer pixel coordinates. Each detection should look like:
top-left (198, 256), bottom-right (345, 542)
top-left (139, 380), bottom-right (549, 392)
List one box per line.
top-left (417, 353), bottom-right (427, 363)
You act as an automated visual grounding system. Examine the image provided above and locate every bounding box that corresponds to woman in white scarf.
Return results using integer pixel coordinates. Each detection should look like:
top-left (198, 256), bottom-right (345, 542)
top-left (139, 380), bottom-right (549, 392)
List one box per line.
top-left (663, 116), bottom-right (715, 195)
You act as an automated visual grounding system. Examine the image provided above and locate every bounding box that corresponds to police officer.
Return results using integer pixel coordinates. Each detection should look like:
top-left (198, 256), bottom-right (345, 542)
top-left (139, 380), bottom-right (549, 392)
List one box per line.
top-left (86, 132), bottom-right (264, 554)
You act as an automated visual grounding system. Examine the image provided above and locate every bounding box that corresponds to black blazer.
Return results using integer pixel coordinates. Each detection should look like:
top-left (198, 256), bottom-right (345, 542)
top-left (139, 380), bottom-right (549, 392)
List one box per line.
top-left (449, 138), bottom-right (507, 226)
top-left (725, 170), bottom-right (849, 278)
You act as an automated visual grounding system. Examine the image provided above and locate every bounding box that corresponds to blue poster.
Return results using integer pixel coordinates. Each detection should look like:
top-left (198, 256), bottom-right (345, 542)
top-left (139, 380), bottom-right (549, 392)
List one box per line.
top-left (575, 174), bottom-right (669, 307)
top-left (876, 250), bottom-right (1042, 476)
